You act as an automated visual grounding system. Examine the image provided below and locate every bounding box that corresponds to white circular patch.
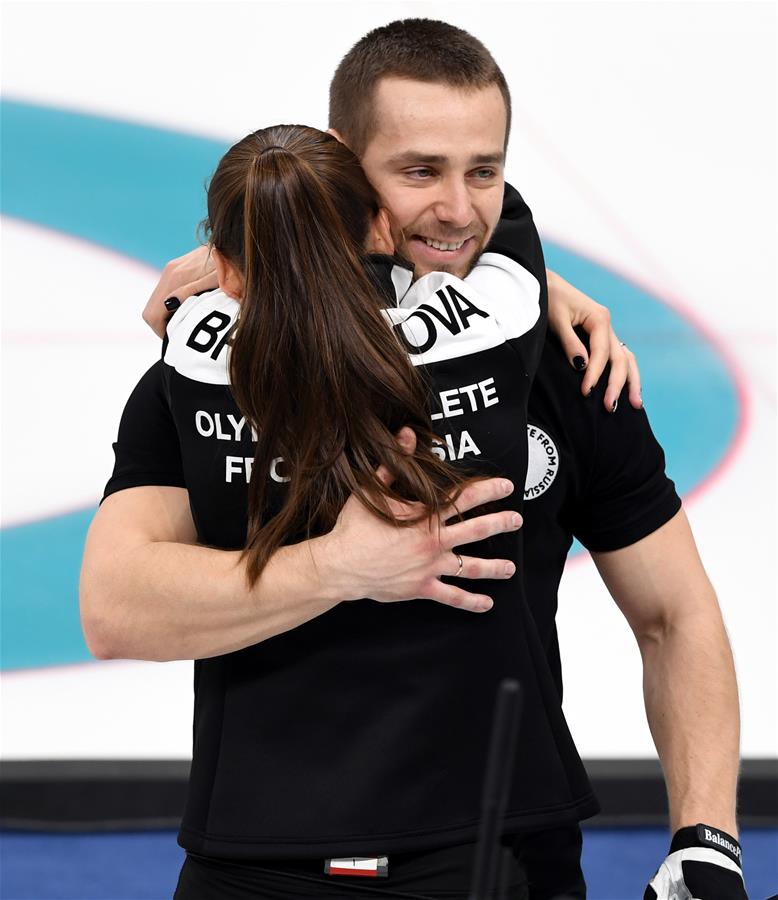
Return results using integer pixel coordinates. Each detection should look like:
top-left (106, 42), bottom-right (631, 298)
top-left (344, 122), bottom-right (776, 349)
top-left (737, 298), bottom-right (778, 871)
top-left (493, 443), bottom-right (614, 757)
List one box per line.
top-left (525, 424), bottom-right (559, 500)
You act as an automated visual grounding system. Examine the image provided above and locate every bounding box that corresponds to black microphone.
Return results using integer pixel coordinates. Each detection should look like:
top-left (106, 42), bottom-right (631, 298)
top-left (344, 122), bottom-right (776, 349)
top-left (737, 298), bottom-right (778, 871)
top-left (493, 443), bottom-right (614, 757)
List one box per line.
top-left (468, 678), bottom-right (523, 900)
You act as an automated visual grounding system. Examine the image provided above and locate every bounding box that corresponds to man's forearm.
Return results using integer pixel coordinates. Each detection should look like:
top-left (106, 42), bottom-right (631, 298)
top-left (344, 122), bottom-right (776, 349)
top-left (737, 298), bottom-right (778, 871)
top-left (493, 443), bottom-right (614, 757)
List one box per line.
top-left (82, 537), bottom-right (340, 662)
top-left (638, 607), bottom-right (740, 835)
top-left (81, 474), bottom-right (521, 663)
top-left (594, 516), bottom-right (741, 838)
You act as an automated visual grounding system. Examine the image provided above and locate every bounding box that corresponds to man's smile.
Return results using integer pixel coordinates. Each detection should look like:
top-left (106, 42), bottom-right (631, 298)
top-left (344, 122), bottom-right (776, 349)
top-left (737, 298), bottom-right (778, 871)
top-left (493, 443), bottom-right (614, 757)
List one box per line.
top-left (419, 236), bottom-right (469, 251)
top-left (403, 234), bottom-right (481, 274)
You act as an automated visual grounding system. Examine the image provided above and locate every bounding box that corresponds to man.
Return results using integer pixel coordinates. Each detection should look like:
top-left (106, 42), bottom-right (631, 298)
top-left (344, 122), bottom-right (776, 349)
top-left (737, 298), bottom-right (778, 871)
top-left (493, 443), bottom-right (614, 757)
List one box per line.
top-left (83, 18), bottom-right (742, 900)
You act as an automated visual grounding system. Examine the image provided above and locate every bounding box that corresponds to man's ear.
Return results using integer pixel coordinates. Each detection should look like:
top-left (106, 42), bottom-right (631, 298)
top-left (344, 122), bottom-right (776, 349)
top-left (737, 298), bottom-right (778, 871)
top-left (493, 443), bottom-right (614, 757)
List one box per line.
top-left (327, 127), bottom-right (345, 145)
top-left (366, 208), bottom-right (395, 255)
top-left (212, 248), bottom-right (244, 300)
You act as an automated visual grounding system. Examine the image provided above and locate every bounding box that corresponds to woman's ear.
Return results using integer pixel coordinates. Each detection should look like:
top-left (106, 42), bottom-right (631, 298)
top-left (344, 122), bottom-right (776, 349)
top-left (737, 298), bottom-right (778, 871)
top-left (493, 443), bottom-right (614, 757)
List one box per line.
top-left (367, 208), bottom-right (395, 255)
top-left (212, 248), bottom-right (244, 300)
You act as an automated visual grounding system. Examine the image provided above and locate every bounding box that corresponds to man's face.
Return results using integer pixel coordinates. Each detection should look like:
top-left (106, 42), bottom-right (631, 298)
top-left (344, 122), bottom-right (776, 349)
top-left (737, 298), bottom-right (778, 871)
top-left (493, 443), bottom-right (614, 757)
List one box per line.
top-left (359, 77), bottom-right (507, 279)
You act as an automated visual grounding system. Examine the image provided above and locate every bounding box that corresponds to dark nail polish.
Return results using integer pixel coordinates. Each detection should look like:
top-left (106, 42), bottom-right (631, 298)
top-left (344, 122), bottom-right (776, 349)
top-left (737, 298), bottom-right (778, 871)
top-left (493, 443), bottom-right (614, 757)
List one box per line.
top-left (611, 400), bottom-right (618, 413)
top-left (164, 296), bottom-right (181, 311)
top-left (572, 355), bottom-right (587, 371)
top-left (586, 387), bottom-right (593, 397)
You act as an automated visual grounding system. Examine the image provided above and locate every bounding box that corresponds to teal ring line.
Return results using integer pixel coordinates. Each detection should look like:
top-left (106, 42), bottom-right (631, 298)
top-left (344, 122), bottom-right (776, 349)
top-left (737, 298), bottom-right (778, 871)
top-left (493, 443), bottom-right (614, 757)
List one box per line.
top-left (0, 99), bottom-right (739, 670)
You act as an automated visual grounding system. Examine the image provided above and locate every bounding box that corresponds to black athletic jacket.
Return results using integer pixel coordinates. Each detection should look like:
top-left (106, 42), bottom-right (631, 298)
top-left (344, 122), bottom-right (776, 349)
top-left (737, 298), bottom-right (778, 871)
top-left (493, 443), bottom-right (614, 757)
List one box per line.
top-left (103, 185), bottom-right (599, 858)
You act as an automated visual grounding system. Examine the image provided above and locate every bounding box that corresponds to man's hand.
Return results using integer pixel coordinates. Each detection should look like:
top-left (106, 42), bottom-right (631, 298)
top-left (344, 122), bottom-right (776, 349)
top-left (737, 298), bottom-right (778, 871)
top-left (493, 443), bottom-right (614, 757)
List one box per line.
top-left (81, 431), bottom-right (522, 660)
top-left (547, 268), bottom-right (642, 412)
top-left (317, 428), bottom-right (521, 613)
top-left (594, 513), bottom-right (743, 898)
top-left (644, 825), bottom-right (747, 900)
top-left (143, 245), bottom-right (218, 337)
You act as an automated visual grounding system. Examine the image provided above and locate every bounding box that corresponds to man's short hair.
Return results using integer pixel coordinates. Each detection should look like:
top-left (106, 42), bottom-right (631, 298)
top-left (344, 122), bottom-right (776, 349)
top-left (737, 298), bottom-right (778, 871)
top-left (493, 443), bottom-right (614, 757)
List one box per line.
top-left (329, 18), bottom-right (512, 157)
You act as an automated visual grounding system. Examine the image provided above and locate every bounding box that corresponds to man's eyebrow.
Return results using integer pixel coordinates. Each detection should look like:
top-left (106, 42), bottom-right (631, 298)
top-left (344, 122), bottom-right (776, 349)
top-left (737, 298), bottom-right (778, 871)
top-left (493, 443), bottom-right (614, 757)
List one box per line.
top-left (385, 152), bottom-right (447, 166)
top-left (385, 151), bottom-right (505, 167)
top-left (470, 153), bottom-right (505, 166)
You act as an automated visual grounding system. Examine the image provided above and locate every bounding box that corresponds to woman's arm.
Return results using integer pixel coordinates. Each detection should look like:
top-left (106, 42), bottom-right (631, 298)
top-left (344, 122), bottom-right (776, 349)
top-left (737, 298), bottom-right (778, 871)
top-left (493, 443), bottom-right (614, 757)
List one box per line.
top-left (547, 268), bottom-right (642, 411)
top-left (143, 245), bottom-right (217, 337)
top-left (141, 248), bottom-right (643, 412)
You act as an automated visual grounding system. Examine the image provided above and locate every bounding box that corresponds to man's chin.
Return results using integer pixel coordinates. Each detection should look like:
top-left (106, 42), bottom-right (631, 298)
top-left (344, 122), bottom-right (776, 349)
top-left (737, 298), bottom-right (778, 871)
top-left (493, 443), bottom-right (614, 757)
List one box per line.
top-left (403, 236), bottom-right (483, 280)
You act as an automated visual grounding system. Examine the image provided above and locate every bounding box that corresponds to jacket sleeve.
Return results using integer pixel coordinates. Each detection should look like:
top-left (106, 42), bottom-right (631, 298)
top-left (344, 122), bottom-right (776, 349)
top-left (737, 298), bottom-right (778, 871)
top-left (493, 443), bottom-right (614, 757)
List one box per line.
top-left (101, 360), bottom-right (186, 502)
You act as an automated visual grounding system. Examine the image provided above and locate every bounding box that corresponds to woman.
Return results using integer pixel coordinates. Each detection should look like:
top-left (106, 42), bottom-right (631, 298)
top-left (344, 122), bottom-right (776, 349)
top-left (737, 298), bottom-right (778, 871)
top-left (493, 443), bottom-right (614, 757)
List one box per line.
top-left (103, 125), bottom-right (577, 899)
top-left (190, 123), bottom-right (542, 592)
top-left (200, 124), bottom-right (497, 591)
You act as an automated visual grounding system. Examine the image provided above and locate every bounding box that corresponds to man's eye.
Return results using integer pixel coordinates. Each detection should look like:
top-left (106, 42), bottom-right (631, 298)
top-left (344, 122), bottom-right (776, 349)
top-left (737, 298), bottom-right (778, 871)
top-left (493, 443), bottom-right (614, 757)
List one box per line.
top-left (406, 168), bottom-right (435, 179)
top-left (472, 168), bottom-right (496, 179)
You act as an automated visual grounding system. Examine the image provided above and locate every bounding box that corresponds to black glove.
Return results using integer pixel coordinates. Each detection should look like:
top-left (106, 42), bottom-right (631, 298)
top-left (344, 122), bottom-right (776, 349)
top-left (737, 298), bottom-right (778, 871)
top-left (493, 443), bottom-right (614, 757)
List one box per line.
top-left (644, 824), bottom-right (747, 899)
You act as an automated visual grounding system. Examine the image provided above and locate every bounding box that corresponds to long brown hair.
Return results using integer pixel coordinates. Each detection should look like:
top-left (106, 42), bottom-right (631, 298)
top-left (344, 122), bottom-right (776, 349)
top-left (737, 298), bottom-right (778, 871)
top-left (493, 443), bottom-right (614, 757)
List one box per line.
top-left (203, 125), bottom-right (474, 587)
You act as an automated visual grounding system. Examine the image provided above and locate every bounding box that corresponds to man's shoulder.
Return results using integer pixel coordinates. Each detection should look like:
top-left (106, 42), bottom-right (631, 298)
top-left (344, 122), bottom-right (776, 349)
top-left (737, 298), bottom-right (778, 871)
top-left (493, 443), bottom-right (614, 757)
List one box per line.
top-left (501, 182), bottom-right (532, 220)
top-left (164, 288), bottom-right (238, 387)
top-left (166, 289), bottom-right (238, 337)
top-left (530, 330), bottom-right (657, 449)
top-left (529, 332), bottom-right (680, 551)
top-left (532, 332), bottom-right (589, 409)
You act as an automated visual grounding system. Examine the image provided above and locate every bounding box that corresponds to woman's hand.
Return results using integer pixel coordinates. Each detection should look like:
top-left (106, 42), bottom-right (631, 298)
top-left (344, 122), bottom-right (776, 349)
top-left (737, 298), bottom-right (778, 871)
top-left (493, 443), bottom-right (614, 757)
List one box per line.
top-left (143, 245), bottom-right (218, 337)
top-left (547, 268), bottom-right (642, 412)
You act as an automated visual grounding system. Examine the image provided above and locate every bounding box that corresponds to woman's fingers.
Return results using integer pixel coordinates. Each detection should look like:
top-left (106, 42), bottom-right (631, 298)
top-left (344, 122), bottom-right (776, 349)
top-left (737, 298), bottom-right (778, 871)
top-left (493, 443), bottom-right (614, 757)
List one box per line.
top-left (579, 306), bottom-right (612, 395)
top-left (602, 341), bottom-right (643, 413)
top-left (552, 318), bottom-right (589, 373)
top-left (602, 335), bottom-right (629, 412)
top-left (142, 247), bottom-right (217, 337)
top-left (625, 346), bottom-right (643, 409)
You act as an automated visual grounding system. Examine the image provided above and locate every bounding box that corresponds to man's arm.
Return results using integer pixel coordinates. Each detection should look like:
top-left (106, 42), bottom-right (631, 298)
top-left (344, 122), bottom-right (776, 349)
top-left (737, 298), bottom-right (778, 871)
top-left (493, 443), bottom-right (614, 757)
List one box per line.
top-left (141, 245), bottom-right (641, 411)
top-left (80, 465), bottom-right (522, 663)
top-left (80, 484), bottom-right (339, 661)
top-left (86, 359), bottom-right (520, 663)
top-left (591, 509), bottom-right (740, 836)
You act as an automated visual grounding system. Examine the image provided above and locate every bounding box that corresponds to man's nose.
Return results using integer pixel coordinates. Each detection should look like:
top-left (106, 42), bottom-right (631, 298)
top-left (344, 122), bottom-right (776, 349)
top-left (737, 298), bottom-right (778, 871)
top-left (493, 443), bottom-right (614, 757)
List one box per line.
top-left (433, 178), bottom-right (475, 229)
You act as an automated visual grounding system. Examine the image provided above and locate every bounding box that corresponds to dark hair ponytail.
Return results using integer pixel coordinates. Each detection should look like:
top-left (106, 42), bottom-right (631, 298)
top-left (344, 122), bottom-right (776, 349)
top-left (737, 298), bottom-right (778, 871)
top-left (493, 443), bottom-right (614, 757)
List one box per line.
top-left (204, 125), bottom-right (474, 587)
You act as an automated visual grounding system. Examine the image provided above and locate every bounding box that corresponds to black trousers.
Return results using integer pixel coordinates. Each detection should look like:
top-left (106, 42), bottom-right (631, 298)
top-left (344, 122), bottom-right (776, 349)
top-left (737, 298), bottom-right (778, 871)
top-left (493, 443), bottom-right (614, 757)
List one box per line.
top-left (173, 824), bottom-right (586, 899)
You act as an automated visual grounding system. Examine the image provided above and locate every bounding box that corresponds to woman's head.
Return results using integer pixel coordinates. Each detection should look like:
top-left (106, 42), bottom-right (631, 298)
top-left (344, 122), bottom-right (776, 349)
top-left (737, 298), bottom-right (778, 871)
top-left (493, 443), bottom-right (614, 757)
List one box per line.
top-left (205, 125), bottom-right (392, 298)
top-left (200, 124), bottom-right (473, 588)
